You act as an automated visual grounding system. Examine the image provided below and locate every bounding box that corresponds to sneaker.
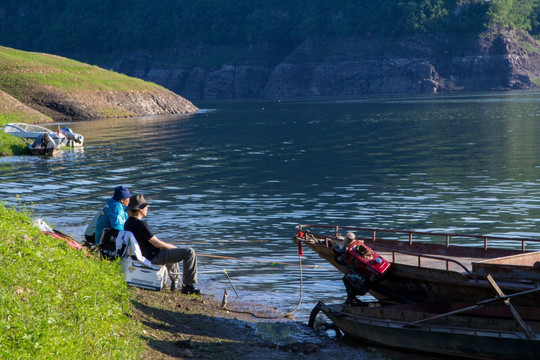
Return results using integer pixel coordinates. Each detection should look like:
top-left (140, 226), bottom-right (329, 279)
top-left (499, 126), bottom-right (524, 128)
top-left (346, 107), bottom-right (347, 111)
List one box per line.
top-left (170, 281), bottom-right (178, 292)
top-left (181, 284), bottom-right (203, 295)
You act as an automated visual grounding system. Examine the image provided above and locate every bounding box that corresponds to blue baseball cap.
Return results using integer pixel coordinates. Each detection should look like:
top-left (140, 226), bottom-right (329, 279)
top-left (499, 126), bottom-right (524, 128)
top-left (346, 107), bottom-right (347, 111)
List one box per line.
top-left (113, 186), bottom-right (131, 200)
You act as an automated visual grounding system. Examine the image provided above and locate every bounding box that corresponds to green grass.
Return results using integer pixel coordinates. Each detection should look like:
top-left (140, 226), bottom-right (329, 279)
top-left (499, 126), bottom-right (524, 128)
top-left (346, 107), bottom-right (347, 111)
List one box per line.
top-left (0, 46), bottom-right (163, 93)
top-left (0, 115), bottom-right (29, 155)
top-left (0, 114), bottom-right (32, 156)
top-left (0, 202), bottom-right (145, 359)
top-left (518, 38), bottom-right (539, 54)
top-left (0, 45), bottom-right (192, 125)
top-left (530, 76), bottom-right (540, 86)
top-left (0, 132), bottom-right (28, 156)
top-left (0, 111), bottom-right (46, 126)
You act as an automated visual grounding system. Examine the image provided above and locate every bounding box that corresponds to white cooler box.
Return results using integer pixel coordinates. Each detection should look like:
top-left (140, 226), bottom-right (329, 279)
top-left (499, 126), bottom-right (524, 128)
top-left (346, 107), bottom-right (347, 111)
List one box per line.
top-left (120, 258), bottom-right (167, 291)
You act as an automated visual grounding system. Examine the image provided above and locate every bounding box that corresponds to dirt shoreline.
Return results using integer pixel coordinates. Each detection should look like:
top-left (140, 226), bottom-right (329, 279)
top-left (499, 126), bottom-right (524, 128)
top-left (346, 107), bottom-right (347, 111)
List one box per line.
top-left (130, 287), bottom-right (401, 359)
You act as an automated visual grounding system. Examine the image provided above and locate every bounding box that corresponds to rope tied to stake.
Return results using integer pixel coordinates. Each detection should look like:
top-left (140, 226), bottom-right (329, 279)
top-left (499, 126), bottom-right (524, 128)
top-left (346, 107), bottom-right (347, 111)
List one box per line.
top-left (220, 243), bottom-right (305, 319)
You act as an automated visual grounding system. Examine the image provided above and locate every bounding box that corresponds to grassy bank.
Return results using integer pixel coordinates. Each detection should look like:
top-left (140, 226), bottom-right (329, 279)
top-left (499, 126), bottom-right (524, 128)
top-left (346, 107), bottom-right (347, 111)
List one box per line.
top-left (0, 45), bottom-right (197, 123)
top-left (0, 115), bottom-right (29, 156)
top-left (0, 132), bottom-right (28, 156)
top-left (0, 202), bottom-right (144, 359)
top-left (0, 46), bottom-right (161, 95)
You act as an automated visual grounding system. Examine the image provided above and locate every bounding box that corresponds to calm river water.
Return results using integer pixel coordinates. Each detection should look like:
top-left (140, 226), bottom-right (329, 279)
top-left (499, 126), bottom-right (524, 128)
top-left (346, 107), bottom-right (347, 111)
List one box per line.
top-left (2, 91), bottom-right (540, 345)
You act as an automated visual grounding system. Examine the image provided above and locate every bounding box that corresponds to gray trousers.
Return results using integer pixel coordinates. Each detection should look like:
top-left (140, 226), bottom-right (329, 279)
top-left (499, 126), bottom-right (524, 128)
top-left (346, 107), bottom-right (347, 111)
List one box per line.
top-left (151, 247), bottom-right (198, 286)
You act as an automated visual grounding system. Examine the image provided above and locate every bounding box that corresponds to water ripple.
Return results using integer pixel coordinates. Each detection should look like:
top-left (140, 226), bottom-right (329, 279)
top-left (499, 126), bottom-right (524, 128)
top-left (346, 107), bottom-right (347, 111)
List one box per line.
top-left (3, 93), bottom-right (540, 320)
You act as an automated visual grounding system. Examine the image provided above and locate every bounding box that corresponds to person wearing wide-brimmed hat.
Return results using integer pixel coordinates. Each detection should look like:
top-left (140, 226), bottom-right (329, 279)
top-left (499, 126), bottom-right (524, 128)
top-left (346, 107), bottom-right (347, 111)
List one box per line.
top-left (85, 185), bottom-right (131, 246)
top-left (124, 194), bottom-right (202, 295)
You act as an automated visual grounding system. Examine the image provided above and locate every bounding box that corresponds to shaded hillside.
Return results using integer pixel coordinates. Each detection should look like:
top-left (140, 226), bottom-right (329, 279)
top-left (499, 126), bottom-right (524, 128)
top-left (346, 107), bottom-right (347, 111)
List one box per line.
top-left (0, 46), bottom-right (198, 122)
top-left (103, 29), bottom-right (540, 99)
top-left (1, 1), bottom-right (536, 52)
top-left (1, 1), bottom-right (540, 99)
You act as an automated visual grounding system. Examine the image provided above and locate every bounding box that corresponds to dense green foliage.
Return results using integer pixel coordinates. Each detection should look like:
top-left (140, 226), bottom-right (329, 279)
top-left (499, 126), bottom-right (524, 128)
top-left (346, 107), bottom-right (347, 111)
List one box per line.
top-left (0, 1), bottom-right (539, 55)
top-left (0, 202), bottom-right (144, 358)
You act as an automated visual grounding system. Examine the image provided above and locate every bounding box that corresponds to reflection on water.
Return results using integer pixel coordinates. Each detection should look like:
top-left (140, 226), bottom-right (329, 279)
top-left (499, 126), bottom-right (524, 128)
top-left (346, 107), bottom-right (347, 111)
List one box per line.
top-left (2, 91), bottom-right (540, 326)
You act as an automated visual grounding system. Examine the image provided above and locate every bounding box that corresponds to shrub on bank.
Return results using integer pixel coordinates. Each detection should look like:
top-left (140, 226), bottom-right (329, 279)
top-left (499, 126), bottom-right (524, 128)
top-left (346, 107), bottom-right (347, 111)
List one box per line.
top-left (0, 202), bottom-right (144, 359)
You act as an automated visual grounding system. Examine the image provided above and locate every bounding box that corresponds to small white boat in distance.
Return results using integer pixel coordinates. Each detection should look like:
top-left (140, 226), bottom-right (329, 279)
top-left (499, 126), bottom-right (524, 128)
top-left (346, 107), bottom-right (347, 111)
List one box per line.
top-left (59, 126), bottom-right (84, 146)
top-left (2, 123), bottom-right (83, 147)
top-left (3, 123), bottom-right (64, 145)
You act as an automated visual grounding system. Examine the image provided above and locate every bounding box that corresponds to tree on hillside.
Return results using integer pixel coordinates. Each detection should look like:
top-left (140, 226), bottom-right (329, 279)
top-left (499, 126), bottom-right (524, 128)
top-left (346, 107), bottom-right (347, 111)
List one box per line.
top-left (395, 0), bottom-right (448, 33)
top-left (0, 0), bottom-right (539, 54)
top-left (486, 0), bottom-right (540, 30)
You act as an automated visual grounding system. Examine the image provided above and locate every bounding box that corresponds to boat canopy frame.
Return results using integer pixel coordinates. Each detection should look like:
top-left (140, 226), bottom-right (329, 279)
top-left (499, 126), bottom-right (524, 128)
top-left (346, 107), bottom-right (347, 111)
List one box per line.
top-left (296, 224), bottom-right (540, 252)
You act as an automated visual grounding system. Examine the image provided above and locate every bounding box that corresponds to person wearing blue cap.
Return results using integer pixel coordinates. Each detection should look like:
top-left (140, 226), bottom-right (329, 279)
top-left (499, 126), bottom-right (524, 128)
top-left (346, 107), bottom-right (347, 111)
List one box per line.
top-left (85, 186), bottom-right (131, 246)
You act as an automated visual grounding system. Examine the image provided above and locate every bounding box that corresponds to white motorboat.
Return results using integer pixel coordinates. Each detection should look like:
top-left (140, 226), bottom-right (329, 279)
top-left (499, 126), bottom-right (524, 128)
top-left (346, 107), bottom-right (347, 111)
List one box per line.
top-left (2, 123), bottom-right (83, 147)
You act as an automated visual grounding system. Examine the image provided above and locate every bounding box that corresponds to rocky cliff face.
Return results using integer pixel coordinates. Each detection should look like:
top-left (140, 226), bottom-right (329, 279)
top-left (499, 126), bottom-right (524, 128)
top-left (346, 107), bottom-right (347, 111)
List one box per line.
top-left (30, 88), bottom-right (199, 121)
top-left (106, 29), bottom-right (540, 100)
top-left (22, 86), bottom-right (198, 122)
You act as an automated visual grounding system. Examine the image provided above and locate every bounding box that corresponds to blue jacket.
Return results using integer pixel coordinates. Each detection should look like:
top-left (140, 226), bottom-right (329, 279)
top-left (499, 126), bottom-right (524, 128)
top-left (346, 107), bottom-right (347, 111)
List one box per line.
top-left (94, 198), bottom-right (128, 245)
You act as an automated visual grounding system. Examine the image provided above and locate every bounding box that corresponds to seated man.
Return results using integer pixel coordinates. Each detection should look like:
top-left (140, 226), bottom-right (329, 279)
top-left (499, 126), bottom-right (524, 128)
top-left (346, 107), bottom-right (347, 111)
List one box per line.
top-left (124, 194), bottom-right (202, 295)
top-left (86, 185), bottom-right (131, 246)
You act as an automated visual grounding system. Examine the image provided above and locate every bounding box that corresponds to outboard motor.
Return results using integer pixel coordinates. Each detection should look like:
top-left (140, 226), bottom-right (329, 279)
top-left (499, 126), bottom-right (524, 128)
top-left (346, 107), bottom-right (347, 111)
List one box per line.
top-left (61, 126), bottom-right (83, 145)
top-left (32, 133), bottom-right (56, 150)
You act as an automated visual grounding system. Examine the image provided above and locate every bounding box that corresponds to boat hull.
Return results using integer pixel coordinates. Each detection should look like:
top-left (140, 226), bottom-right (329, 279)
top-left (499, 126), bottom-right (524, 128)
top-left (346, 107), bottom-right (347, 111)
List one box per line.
top-left (371, 262), bottom-right (540, 306)
top-left (315, 302), bottom-right (540, 360)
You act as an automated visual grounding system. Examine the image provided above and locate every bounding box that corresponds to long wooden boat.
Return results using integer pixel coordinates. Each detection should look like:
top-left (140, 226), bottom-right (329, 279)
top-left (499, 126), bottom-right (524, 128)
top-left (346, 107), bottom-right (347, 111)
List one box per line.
top-left (310, 300), bottom-right (540, 360)
top-left (293, 224), bottom-right (540, 306)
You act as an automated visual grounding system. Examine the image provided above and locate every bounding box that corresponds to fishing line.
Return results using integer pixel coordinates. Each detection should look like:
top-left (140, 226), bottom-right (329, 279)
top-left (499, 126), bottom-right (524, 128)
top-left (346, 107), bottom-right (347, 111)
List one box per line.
top-left (198, 253), bottom-right (334, 270)
top-left (172, 240), bottom-right (269, 244)
top-left (198, 266), bottom-right (329, 275)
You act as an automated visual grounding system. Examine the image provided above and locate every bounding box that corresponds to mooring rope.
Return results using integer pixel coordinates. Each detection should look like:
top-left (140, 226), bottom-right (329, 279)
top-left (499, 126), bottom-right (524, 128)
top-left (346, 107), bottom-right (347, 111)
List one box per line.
top-left (216, 242), bottom-right (312, 319)
top-left (220, 250), bottom-right (305, 319)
